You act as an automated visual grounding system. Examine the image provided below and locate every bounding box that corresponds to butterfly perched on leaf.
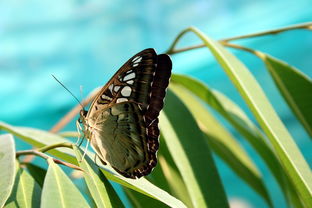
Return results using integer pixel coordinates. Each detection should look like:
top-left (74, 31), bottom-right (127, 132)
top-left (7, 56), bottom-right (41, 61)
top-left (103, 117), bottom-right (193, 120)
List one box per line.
top-left (78, 48), bottom-right (172, 178)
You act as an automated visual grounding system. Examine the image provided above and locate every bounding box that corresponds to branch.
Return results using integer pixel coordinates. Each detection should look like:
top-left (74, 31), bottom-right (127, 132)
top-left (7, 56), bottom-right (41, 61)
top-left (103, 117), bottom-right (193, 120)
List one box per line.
top-left (38, 142), bottom-right (73, 153)
top-left (167, 22), bottom-right (312, 55)
top-left (16, 144), bottom-right (83, 171)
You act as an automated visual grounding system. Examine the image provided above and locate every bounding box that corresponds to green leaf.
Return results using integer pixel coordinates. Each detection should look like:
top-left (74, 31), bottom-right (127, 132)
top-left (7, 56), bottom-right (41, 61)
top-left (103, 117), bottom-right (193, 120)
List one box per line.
top-left (73, 145), bottom-right (124, 208)
top-left (101, 169), bottom-right (187, 208)
top-left (171, 74), bottom-right (303, 207)
top-left (66, 145), bottom-right (186, 208)
top-left (0, 122), bottom-right (186, 208)
top-left (24, 163), bottom-right (47, 188)
top-left (262, 55), bottom-right (312, 137)
top-left (147, 136), bottom-right (193, 207)
top-left (4, 161), bottom-right (41, 208)
top-left (160, 90), bottom-right (229, 208)
top-left (0, 134), bottom-right (16, 207)
top-left (170, 83), bottom-right (272, 205)
top-left (124, 187), bottom-right (169, 208)
top-left (145, 148), bottom-right (171, 194)
top-left (41, 158), bottom-right (89, 208)
top-left (0, 122), bottom-right (76, 164)
top-left (157, 153), bottom-right (193, 208)
top-left (174, 27), bottom-right (312, 207)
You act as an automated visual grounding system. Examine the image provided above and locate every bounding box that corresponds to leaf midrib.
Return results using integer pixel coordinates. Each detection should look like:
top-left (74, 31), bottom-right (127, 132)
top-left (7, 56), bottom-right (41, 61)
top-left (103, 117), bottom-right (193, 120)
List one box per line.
top-left (83, 160), bottom-right (107, 207)
top-left (53, 163), bottom-right (66, 208)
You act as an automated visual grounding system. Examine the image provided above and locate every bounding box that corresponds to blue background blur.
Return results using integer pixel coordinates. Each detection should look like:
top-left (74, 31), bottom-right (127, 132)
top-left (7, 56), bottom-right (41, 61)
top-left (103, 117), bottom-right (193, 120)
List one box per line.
top-left (0, 1), bottom-right (311, 207)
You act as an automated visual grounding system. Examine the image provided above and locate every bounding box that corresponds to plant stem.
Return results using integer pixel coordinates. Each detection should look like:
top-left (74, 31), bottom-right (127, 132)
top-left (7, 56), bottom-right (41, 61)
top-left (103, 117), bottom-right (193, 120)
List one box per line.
top-left (166, 28), bottom-right (191, 54)
top-left (16, 150), bottom-right (50, 159)
top-left (167, 22), bottom-right (312, 55)
top-left (17, 151), bottom-right (83, 171)
top-left (221, 22), bottom-right (312, 42)
top-left (221, 42), bottom-right (265, 58)
top-left (38, 142), bottom-right (73, 153)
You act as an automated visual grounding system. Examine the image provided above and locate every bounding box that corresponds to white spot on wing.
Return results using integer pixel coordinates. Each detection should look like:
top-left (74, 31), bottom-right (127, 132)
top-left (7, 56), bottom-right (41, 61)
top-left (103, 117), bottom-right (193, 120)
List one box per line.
top-left (121, 86), bottom-right (132, 97)
top-left (132, 56), bottom-right (142, 67)
top-left (117, 98), bottom-right (128, 103)
top-left (108, 84), bottom-right (113, 92)
top-left (127, 80), bottom-right (134, 84)
top-left (114, 86), bottom-right (120, 92)
top-left (101, 94), bottom-right (112, 100)
top-left (124, 72), bottom-right (135, 81)
top-left (132, 56), bottom-right (142, 63)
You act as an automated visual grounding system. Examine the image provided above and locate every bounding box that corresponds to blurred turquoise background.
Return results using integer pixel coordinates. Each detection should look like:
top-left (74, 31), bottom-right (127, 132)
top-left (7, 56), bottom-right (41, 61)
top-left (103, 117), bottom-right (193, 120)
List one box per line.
top-left (0, 1), bottom-right (311, 207)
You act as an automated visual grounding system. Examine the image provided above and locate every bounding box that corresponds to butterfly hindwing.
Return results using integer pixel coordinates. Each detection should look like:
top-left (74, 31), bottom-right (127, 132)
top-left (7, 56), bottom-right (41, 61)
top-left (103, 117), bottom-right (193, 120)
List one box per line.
top-left (89, 102), bottom-right (150, 178)
top-left (82, 49), bottom-right (172, 178)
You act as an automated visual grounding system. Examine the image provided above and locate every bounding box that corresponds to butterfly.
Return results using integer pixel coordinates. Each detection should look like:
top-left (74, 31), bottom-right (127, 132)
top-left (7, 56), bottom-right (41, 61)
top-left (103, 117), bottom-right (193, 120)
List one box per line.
top-left (78, 48), bottom-right (172, 178)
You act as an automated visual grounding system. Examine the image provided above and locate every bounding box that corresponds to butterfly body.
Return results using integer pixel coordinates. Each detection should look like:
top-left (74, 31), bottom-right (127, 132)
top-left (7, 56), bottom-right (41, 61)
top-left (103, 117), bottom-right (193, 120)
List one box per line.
top-left (79, 49), bottom-right (172, 178)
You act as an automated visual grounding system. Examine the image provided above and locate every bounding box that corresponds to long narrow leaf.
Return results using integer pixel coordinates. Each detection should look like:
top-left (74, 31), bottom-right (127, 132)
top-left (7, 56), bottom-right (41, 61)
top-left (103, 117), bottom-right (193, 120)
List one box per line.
top-left (0, 122), bottom-right (186, 208)
top-left (262, 54), bottom-right (312, 137)
top-left (147, 136), bottom-right (193, 207)
top-left (175, 27), bottom-right (312, 206)
top-left (0, 122), bottom-right (75, 164)
top-left (160, 90), bottom-right (229, 208)
top-left (73, 145), bottom-right (124, 208)
top-left (0, 134), bottom-right (16, 207)
top-left (124, 187), bottom-right (169, 208)
top-left (170, 83), bottom-right (272, 206)
top-left (41, 158), bottom-right (89, 208)
top-left (5, 161), bottom-right (41, 208)
top-left (171, 74), bottom-right (303, 207)
top-left (24, 163), bottom-right (46, 188)
top-left (101, 169), bottom-right (187, 208)
top-left (157, 154), bottom-right (193, 208)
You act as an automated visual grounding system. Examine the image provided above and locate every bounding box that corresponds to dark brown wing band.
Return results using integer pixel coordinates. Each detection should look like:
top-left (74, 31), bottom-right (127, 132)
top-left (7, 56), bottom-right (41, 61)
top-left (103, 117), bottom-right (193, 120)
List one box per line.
top-left (131, 54), bottom-right (172, 178)
top-left (114, 54), bottom-right (172, 179)
top-left (145, 54), bottom-right (172, 126)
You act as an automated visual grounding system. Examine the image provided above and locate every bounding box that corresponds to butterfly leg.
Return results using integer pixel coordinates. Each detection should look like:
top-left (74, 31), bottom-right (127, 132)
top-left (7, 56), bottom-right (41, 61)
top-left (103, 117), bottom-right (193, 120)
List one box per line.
top-left (80, 138), bottom-right (90, 162)
top-left (80, 140), bottom-right (90, 162)
top-left (75, 121), bottom-right (82, 145)
top-left (76, 120), bottom-right (86, 147)
top-left (93, 154), bottom-right (100, 168)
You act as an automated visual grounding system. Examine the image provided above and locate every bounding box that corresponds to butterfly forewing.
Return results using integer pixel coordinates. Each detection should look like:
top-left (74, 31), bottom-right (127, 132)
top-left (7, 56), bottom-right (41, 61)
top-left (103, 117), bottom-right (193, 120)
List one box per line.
top-left (87, 49), bottom-right (158, 117)
top-left (81, 48), bottom-right (172, 178)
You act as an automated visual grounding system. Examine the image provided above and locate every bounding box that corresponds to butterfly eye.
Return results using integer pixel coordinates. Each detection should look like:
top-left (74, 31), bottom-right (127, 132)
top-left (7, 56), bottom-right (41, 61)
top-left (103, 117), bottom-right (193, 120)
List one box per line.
top-left (79, 109), bottom-right (88, 118)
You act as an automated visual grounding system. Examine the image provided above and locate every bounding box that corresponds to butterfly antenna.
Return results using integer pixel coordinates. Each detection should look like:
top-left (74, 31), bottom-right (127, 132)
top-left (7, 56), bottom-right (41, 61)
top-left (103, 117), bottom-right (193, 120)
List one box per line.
top-left (51, 74), bottom-right (85, 110)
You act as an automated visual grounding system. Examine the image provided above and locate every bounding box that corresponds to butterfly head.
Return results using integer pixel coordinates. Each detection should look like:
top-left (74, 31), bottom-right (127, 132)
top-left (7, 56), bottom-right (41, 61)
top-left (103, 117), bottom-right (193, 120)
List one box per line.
top-left (78, 109), bottom-right (88, 124)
